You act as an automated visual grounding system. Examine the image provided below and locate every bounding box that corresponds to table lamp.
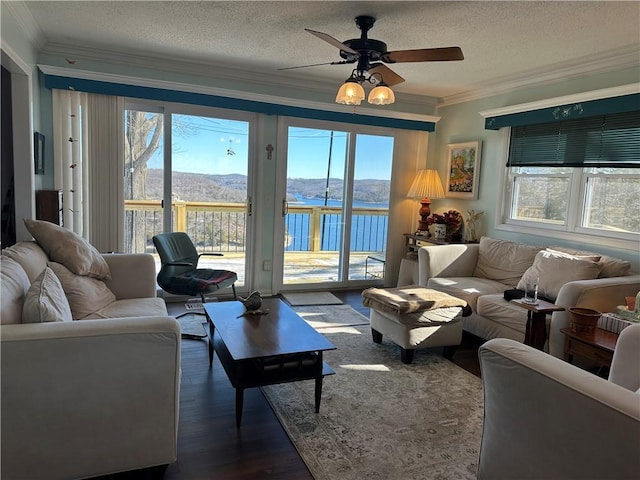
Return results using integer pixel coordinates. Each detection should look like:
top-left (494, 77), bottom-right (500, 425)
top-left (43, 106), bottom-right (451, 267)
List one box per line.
top-left (407, 169), bottom-right (445, 235)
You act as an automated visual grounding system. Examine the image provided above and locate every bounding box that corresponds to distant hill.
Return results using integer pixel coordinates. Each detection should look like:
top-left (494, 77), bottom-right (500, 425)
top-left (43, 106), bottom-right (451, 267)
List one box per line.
top-left (146, 169), bottom-right (390, 203)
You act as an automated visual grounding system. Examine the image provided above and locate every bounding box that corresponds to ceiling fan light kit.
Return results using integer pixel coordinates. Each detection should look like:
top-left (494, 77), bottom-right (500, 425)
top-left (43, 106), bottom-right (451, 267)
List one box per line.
top-left (295, 15), bottom-right (463, 107)
top-left (335, 79), bottom-right (366, 105)
top-left (367, 83), bottom-right (395, 105)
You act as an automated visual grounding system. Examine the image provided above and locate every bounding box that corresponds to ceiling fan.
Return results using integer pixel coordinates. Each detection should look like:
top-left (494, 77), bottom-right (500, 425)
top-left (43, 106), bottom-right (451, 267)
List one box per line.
top-left (281, 15), bottom-right (464, 105)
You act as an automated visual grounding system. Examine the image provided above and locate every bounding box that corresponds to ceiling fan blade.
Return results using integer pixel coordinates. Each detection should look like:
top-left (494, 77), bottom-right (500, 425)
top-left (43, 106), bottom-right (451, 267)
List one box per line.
top-left (382, 47), bottom-right (464, 63)
top-left (305, 28), bottom-right (359, 56)
top-left (367, 64), bottom-right (405, 87)
top-left (278, 60), bottom-right (352, 71)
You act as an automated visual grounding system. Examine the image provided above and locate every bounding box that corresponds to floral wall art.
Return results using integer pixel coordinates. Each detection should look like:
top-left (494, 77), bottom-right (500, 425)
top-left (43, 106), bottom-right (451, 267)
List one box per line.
top-left (445, 141), bottom-right (482, 199)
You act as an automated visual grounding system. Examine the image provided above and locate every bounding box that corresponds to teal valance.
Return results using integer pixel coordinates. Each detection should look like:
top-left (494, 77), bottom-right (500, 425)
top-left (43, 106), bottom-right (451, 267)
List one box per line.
top-left (485, 93), bottom-right (640, 130)
top-left (44, 74), bottom-right (436, 132)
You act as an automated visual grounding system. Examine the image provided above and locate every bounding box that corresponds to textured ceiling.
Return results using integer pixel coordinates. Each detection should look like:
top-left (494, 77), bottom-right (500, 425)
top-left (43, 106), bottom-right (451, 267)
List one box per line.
top-left (21, 1), bottom-right (640, 101)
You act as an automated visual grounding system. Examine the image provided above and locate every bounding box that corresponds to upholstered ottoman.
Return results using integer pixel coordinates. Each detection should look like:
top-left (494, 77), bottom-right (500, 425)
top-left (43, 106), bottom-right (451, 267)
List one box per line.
top-left (362, 285), bottom-right (467, 364)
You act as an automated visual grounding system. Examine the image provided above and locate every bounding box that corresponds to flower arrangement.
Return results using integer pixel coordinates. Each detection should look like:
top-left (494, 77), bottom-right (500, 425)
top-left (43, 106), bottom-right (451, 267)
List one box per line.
top-left (427, 210), bottom-right (462, 227)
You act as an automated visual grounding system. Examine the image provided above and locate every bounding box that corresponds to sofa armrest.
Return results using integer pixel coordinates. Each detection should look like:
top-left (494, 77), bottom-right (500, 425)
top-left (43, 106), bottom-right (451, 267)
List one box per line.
top-left (417, 244), bottom-right (479, 285)
top-left (102, 253), bottom-right (158, 300)
top-left (548, 274), bottom-right (640, 358)
top-left (478, 338), bottom-right (640, 480)
top-left (1, 317), bottom-right (181, 480)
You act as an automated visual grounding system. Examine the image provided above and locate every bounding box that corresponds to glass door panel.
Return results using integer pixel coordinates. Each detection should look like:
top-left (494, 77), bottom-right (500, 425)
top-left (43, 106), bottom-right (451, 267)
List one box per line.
top-left (124, 107), bottom-right (164, 255)
top-left (280, 125), bottom-right (393, 287)
top-left (170, 114), bottom-right (249, 287)
top-left (348, 134), bottom-right (393, 280)
top-left (283, 126), bottom-right (347, 285)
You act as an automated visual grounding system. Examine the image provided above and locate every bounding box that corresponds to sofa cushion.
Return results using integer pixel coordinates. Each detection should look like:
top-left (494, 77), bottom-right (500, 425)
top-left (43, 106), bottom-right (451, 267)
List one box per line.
top-left (473, 237), bottom-right (542, 287)
top-left (1, 241), bottom-right (49, 283)
top-left (476, 294), bottom-right (530, 335)
top-left (83, 297), bottom-right (168, 319)
top-left (427, 277), bottom-right (508, 310)
top-left (24, 219), bottom-right (111, 280)
top-left (0, 256), bottom-right (30, 325)
top-left (516, 250), bottom-right (602, 301)
top-left (21, 267), bottom-right (73, 323)
top-left (49, 262), bottom-right (116, 320)
top-left (549, 246), bottom-right (631, 278)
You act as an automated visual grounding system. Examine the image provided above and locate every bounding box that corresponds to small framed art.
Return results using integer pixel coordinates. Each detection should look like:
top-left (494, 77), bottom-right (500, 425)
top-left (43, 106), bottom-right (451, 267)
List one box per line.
top-left (445, 141), bottom-right (482, 199)
top-left (34, 132), bottom-right (45, 175)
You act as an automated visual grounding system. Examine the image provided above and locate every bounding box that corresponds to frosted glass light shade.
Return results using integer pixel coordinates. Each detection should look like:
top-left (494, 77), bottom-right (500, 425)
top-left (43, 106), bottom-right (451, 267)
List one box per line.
top-left (368, 84), bottom-right (395, 105)
top-left (335, 81), bottom-right (365, 105)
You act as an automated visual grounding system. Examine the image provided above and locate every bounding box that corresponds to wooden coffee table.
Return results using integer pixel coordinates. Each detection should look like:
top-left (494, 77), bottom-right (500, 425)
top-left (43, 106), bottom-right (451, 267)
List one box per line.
top-left (203, 298), bottom-right (336, 427)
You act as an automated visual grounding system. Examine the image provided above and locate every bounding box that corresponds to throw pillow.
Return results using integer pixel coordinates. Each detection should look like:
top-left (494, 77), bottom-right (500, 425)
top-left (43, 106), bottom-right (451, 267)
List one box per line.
top-left (473, 237), bottom-right (543, 287)
top-left (516, 250), bottom-right (603, 301)
top-left (23, 219), bottom-right (111, 280)
top-left (22, 267), bottom-right (73, 323)
top-left (549, 245), bottom-right (631, 278)
top-left (49, 262), bottom-right (116, 320)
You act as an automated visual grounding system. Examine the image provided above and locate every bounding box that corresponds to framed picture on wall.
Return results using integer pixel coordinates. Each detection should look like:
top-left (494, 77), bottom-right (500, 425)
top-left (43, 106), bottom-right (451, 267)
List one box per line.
top-left (445, 141), bottom-right (482, 199)
top-left (34, 132), bottom-right (45, 175)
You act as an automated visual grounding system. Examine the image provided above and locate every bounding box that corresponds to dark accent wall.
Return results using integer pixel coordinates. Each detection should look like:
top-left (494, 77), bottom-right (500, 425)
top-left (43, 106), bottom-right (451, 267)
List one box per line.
top-left (1, 65), bottom-right (16, 247)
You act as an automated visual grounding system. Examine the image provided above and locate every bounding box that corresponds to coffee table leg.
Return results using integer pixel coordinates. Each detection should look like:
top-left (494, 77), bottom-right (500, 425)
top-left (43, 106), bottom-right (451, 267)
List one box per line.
top-left (235, 388), bottom-right (244, 428)
top-left (314, 376), bottom-right (323, 413)
top-left (208, 321), bottom-right (215, 366)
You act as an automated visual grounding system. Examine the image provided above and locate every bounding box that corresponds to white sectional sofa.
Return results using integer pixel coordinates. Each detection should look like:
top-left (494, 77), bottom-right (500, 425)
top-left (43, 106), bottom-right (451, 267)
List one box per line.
top-left (1, 219), bottom-right (181, 480)
top-left (417, 236), bottom-right (640, 358)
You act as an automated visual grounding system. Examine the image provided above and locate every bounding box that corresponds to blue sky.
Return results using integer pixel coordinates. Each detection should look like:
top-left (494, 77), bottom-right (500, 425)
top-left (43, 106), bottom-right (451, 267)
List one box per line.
top-left (148, 115), bottom-right (393, 180)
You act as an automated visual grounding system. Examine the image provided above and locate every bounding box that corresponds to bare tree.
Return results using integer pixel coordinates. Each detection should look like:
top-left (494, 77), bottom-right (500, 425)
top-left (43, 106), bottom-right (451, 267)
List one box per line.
top-left (124, 111), bottom-right (163, 253)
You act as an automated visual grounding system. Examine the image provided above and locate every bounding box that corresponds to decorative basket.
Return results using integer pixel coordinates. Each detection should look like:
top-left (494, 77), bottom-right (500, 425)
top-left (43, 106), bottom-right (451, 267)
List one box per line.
top-left (569, 307), bottom-right (601, 335)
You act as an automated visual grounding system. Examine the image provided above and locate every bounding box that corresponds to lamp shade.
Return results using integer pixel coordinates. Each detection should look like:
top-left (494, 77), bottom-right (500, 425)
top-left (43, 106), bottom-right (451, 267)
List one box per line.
top-left (368, 84), bottom-right (395, 105)
top-left (407, 169), bottom-right (445, 200)
top-left (335, 81), bottom-right (365, 105)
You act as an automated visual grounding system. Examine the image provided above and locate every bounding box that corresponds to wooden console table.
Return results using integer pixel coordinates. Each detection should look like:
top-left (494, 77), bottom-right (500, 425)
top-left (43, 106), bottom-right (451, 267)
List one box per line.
top-left (561, 327), bottom-right (619, 368)
top-left (510, 298), bottom-right (565, 350)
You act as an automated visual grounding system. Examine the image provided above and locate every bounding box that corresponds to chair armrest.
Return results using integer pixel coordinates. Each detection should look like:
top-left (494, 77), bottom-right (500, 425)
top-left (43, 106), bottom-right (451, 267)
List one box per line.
top-left (102, 253), bottom-right (158, 300)
top-left (478, 338), bottom-right (640, 480)
top-left (610, 323), bottom-right (640, 392)
top-left (417, 244), bottom-right (479, 285)
top-left (0, 317), bottom-right (181, 480)
top-left (548, 274), bottom-right (640, 358)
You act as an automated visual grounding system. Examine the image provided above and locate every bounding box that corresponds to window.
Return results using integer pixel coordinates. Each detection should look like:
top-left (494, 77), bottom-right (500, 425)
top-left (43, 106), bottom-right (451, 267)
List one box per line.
top-left (505, 111), bottom-right (640, 240)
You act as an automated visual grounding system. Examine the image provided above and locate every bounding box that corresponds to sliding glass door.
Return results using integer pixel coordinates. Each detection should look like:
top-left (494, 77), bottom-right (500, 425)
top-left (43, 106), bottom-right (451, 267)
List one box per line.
top-left (276, 120), bottom-right (393, 289)
top-left (124, 102), bottom-right (254, 293)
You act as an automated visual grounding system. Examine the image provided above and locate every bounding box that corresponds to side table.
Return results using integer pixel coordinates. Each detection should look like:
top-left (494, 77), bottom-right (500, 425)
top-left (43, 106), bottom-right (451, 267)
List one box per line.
top-left (561, 327), bottom-right (619, 368)
top-left (510, 298), bottom-right (565, 350)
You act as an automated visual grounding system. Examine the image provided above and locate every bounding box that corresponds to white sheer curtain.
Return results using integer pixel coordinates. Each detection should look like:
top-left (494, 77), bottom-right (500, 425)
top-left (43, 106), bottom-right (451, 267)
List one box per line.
top-left (52, 89), bottom-right (124, 252)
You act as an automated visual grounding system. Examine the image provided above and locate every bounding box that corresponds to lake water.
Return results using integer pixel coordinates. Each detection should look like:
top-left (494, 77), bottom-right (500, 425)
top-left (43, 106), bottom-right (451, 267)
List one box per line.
top-left (286, 196), bottom-right (388, 252)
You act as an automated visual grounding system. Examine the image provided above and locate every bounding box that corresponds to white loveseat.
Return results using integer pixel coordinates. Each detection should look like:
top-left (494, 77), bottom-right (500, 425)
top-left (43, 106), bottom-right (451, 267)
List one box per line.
top-left (417, 236), bottom-right (640, 357)
top-left (1, 221), bottom-right (181, 479)
top-left (477, 324), bottom-right (640, 479)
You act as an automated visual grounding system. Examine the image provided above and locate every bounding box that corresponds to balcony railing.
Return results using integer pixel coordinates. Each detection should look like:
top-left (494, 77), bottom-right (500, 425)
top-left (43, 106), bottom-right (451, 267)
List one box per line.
top-left (124, 200), bottom-right (388, 255)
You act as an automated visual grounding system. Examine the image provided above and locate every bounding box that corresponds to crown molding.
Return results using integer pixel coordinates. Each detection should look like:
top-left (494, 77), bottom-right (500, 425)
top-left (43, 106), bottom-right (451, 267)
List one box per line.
top-left (40, 42), bottom-right (439, 112)
top-left (3, 1), bottom-right (47, 50)
top-left (478, 83), bottom-right (640, 118)
top-left (440, 45), bottom-right (640, 107)
top-left (38, 64), bottom-right (441, 124)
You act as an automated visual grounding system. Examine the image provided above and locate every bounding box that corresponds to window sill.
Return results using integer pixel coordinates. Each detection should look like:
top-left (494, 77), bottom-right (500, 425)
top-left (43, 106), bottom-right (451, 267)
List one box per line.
top-left (495, 222), bottom-right (639, 252)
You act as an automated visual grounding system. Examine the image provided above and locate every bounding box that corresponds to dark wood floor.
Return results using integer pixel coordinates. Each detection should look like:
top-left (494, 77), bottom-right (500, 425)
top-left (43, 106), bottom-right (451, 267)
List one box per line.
top-left (102, 289), bottom-right (484, 480)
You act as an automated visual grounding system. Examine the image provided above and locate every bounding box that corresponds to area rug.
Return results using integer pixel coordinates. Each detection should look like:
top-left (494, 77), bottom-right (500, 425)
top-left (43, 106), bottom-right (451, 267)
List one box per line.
top-left (293, 305), bottom-right (369, 329)
top-left (177, 314), bottom-right (208, 339)
top-left (282, 291), bottom-right (343, 306)
top-left (262, 323), bottom-right (483, 480)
